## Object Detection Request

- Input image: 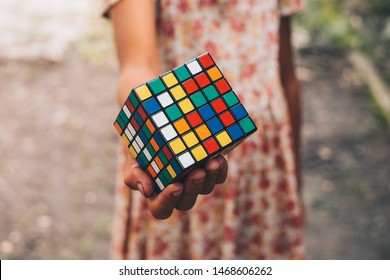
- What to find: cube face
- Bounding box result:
[114,53,257,193]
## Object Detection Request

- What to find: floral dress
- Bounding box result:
[103,0,304,259]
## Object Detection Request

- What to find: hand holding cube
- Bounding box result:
[121,144,227,219]
[114,53,257,218]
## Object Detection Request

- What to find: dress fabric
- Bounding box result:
[105,0,304,259]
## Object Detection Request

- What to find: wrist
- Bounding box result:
[116,65,159,106]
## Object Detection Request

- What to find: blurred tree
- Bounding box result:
[296,0,389,52]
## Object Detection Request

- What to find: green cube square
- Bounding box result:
[138,152,149,167]
[116,115,127,129]
[158,151,168,165]
[161,168,172,182]
[148,78,166,94]
[129,92,139,107]
[190,91,207,108]
[173,65,191,82]
[203,85,219,101]
[165,104,183,121]
[158,173,169,186]
[223,91,239,107]
[146,143,156,157]
[119,110,128,122]
[141,124,152,139]
[239,117,256,134]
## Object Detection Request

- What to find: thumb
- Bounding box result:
[123,157,154,197]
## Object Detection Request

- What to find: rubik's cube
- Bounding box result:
[114,53,257,193]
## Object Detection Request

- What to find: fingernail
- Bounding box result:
[137,182,145,196]
[209,161,220,171]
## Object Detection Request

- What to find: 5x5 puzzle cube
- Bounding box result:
[114,53,257,193]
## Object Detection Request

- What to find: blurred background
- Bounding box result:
[0,0,389,259]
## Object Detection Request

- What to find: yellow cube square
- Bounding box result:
[182,131,199,148]
[170,85,186,101]
[191,145,207,161]
[169,138,186,155]
[178,98,195,114]
[167,165,177,179]
[121,134,130,146]
[216,131,232,147]
[162,72,178,88]
[135,84,152,101]
[128,146,137,158]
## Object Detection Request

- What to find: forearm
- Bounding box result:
[279,16,302,189]
[282,72,301,163]
[109,0,160,105]
[116,66,159,106]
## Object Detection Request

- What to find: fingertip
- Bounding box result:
[216,155,227,166]
[215,156,228,184]
[167,182,184,197]
[205,158,220,172]
[132,168,154,197]
[187,168,206,181]
[140,181,155,198]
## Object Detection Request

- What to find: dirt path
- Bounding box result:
[0,49,389,259]
[0,52,118,259]
[300,50,390,259]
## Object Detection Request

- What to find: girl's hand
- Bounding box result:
[122,143,228,219]
[116,69,228,219]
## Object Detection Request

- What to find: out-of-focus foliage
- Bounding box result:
[295,0,390,53]
[295,0,390,80]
